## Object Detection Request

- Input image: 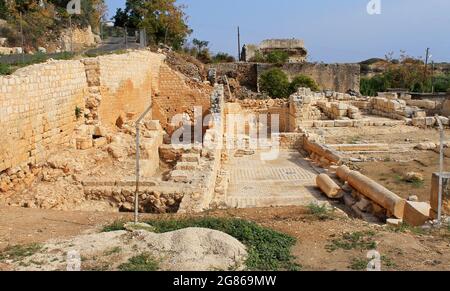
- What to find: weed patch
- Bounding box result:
[307,203,335,221]
[349,258,370,270]
[118,253,159,271]
[0,243,42,262]
[326,231,377,252]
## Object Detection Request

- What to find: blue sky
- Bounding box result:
[105,0,450,63]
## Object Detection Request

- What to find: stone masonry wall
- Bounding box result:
[153,65,213,136]
[83,51,165,127]
[209,62,360,94]
[258,63,360,93]
[0,61,88,173]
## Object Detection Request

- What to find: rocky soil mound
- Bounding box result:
[2,227,248,271]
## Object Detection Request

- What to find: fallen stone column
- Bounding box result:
[336,165,351,181]
[336,166,406,219]
[316,174,343,199]
[304,140,342,164]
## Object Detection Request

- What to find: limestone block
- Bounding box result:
[93,137,108,148]
[414,142,436,151]
[144,120,163,131]
[334,120,353,127]
[316,174,342,199]
[181,153,201,163]
[76,138,93,150]
[175,162,199,171]
[386,218,403,227]
[403,201,431,227]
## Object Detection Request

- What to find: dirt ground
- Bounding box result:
[1,206,449,271]
[318,124,448,145]
[311,125,450,203]
[356,151,445,202]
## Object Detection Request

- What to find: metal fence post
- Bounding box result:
[134,104,153,224]
[435,115,444,224]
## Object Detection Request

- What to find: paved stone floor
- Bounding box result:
[224,150,325,208]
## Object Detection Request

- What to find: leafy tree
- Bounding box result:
[114,0,192,49]
[1,0,106,49]
[259,68,291,98]
[266,51,289,65]
[212,52,235,63]
[289,74,319,93]
[112,8,128,27]
[192,38,208,53]
[0,0,8,18]
[249,51,266,63]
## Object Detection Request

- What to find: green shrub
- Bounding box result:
[307,203,335,220]
[212,52,235,63]
[266,51,289,65]
[118,253,159,271]
[259,68,291,98]
[249,51,266,63]
[326,231,377,252]
[433,74,450,93]
[0,63,12,75]
[360,75,388,96]
[290,74,320,93]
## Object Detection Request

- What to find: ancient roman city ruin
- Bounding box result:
[0,36,450,271]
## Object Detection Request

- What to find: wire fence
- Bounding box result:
[0,26,140,68]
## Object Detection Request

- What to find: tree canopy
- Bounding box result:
[113,0,192,49]
[0,0,106,48]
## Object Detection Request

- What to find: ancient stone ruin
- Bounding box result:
[0,47,449,231]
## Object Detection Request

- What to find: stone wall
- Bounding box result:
[0,50,177,192]
[258,63,361,93]
[153,65,213,136]
[207,63,258,91]
[209,62,360,94]
[82,51,165,127]
[0,60,88,173]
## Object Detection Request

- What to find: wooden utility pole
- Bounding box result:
[237,26,241,61]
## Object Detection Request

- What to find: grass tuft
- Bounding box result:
[102,220,126,232]
[118,253,159,271]
[326,231,377,252]
[349,258,370,271]
[307,203,335,221]
[0,243,42,262]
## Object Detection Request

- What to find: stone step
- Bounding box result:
[82,179,159,187]
[175,162,199,171]
[225,196,318,209]
[181,153,201,163]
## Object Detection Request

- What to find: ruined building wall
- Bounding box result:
[83,51,165,127]
[153,65,213,136]
[209,62,360,94]
[0,61,88,173]
[258,63,361,93]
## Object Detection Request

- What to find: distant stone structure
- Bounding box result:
[242,39,308,63]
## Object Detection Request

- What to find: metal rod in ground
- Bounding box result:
[135,126,140,224]
[435,115,444,224]
[134,104,153,224]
